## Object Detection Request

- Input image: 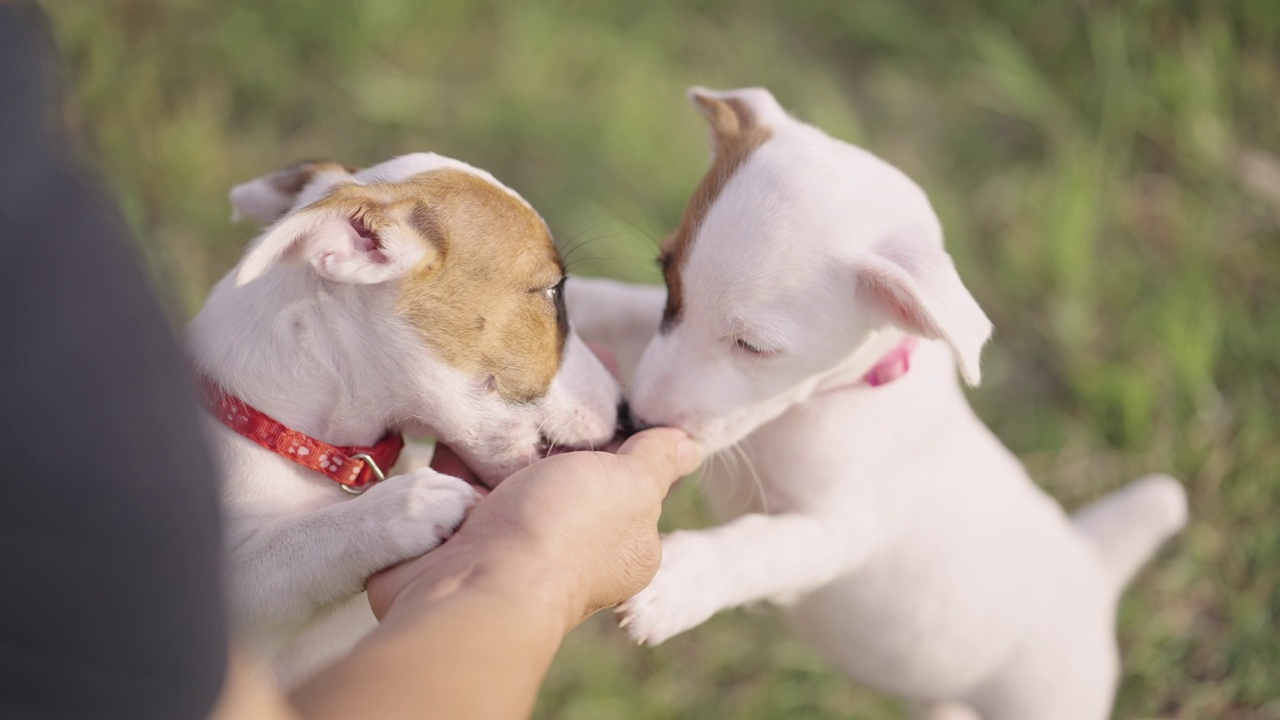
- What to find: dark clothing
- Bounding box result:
[0,4,227,719]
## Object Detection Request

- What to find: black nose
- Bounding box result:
[615,400,638,439]
[615,400,656,439]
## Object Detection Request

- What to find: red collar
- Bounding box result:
[201,379,404,494]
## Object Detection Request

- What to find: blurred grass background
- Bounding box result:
[38,0,1278,717]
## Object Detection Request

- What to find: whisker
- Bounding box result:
[617,218,664,255]
[560,228,644,258]
[563,254,657,274]
[720,445,742,506]
[558,219,628,253]
[720,445,755,516]
[557,216,669,275]
[720,445,740,493]
[559,232,636,268]
[734,441,768,515]
[700,449,724,502]
[557,220,637,262]
[559,228,628,257]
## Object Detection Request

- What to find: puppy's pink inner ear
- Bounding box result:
[857,263,938,338]
[349,215,388,263]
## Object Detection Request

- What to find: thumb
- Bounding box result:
[615,428,703,493]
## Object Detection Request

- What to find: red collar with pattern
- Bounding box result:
[201,379,403,494]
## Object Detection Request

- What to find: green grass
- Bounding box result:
[40,1,1279,717]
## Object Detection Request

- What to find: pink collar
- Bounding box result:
[817,336,919,396]
[861,336,919,387]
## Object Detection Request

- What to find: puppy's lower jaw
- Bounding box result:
[536,433,617,458]
[467,433,614,489]
[647,390,810,455]
[666,417,737,456]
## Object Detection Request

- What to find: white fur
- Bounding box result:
[570,88,1187,720]
[195,154,619,684]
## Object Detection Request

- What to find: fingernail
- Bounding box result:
[676,438,703,473]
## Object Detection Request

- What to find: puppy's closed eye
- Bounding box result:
[734,337,776,356]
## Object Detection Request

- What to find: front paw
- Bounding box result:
[615,531,719,646]
[362,468,481,565]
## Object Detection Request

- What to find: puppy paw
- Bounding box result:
[362,468,480,564]
[615,531,719,646]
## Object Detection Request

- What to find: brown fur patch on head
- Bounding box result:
[318,169,566,403]
[659,94,773,332]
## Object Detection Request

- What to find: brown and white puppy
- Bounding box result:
[190,153,619,684]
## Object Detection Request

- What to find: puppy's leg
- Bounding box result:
[565,276,664,382]
[964,624,1118,720]
[228,467,479,644]
[617,511,870,645]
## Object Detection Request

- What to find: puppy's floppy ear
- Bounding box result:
[854,245,993,386]
[229,160,358,225]
[687,86,785,157]
[235,196,440,287]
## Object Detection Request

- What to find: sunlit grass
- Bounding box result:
[41,1,1279,717]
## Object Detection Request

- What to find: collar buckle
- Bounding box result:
[344,452,387,495]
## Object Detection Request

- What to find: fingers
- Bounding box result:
[615,428,703,494]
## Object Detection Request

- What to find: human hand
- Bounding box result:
[366,428,701,632]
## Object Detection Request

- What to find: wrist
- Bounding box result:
[302,544,574,720]
[374,534,585,634]
[452,547,583,632]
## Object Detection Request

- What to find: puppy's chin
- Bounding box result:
[669,400,798,456]
[681,422,742,457]
[458,434,618,491]
[452,450,529,492]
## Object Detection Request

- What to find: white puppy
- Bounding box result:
[569,88,1186,720]
[189,153,620,684]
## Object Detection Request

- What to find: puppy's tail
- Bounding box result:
[1071,474,1187,597]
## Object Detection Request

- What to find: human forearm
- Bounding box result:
[287,430,700,719]
[290,559,568,720]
